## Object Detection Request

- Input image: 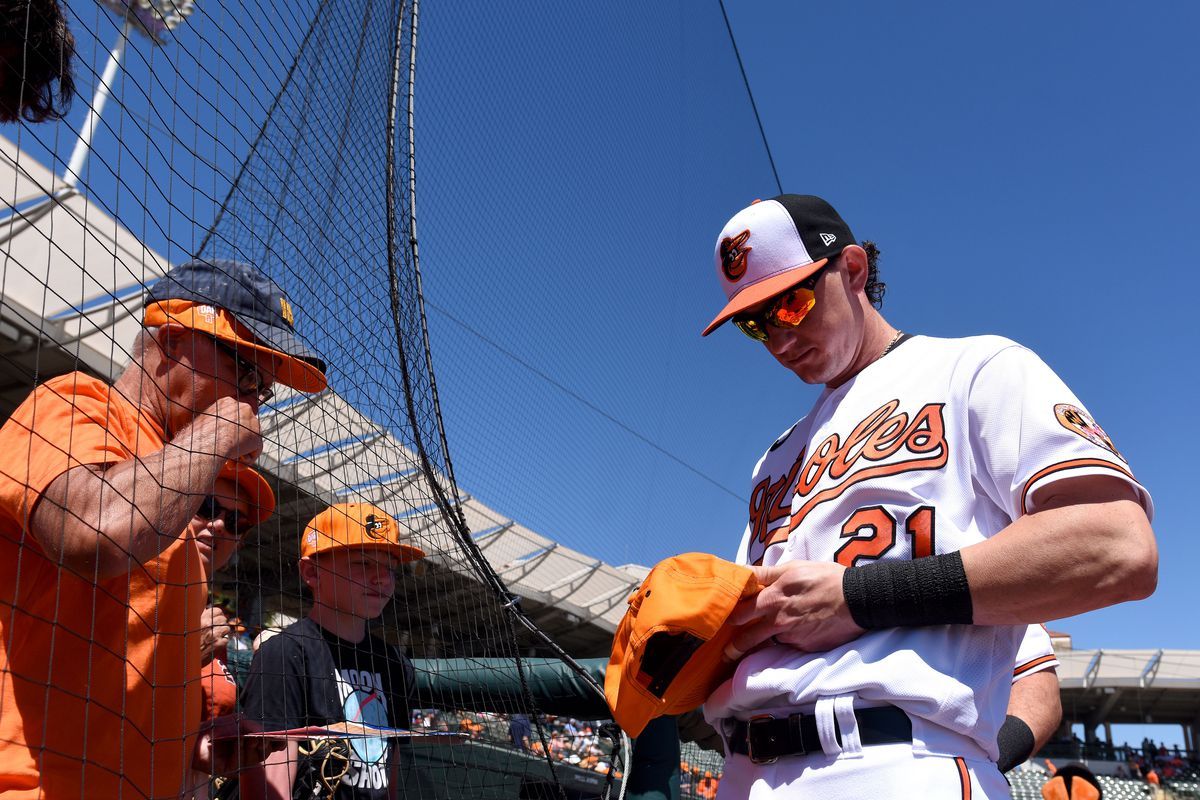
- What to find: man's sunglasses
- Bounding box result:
[213,340,274,403]
[731,267,824,342]
[196,495,253,535]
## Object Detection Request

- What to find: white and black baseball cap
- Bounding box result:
[701,194,856,336]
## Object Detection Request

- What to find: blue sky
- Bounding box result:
[13,0,1197,747]
[414,0,1200,746]
[416,0,1197,645]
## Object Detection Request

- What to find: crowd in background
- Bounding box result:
[410,710,623,773]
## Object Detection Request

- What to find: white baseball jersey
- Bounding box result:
[704,334,1151,762]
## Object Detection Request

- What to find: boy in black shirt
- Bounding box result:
[241,503,424,799]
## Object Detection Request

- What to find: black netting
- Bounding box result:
[0,0,773,796]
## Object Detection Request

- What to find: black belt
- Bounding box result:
[728,706,913,764]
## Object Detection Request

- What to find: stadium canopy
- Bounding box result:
[1056,644,1200,751]
[0,133,643,658]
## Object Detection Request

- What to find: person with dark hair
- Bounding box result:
[0,259,326,798]
[696,194,1156,797]
[0,0,75,123]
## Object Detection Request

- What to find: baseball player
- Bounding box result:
[698,195,1156,798]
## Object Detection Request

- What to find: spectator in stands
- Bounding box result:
[241,503,424,800]
[0,259,325,798]
[0,0,74,123]
[509,714,533,751]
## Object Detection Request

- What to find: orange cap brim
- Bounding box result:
[310,540,426,563]
[219,462,275,527]
[144,299,327,393]
[701,259,828,337]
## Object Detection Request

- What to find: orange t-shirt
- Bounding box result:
[0,373,207,799]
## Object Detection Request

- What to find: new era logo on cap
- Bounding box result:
[820,233,837,246]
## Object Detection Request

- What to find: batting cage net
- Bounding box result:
[0,0,774,797]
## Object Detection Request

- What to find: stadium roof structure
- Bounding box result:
[1057,646,1200,731]
[0,133,642,658]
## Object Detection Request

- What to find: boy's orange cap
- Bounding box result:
[605,553,760,737]
[300,502,425,562]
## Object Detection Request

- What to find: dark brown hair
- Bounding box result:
[861,240,886,308]
[1,0,76,123]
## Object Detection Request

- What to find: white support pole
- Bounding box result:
[63,16,133,189]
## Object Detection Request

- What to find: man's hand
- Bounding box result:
[174,397,263,464]
[724,560,865,660]
[199,604,232,662]
[192,713,285,777]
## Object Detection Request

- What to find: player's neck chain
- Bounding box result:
[878,330,905,361]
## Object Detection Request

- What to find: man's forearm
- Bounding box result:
[962,477,1156,625]
[32,441,226,578]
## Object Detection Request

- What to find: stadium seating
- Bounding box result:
[1006,768,1158,800]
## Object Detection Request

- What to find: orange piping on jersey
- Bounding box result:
[1013,654,1058,677]
[955,757,972,800]
[1020,458,1136,515]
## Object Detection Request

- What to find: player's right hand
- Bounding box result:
[723,559,866,660]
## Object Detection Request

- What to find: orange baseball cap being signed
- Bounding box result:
[605,553,760,737]
[300,502,426,562]
[143,259,327,392]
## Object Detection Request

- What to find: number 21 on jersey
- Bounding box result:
[834,506,935,567]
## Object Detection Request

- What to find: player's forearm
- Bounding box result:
[1007,670,1061,752]
[31,442,226,579]
[963,487,1156,625]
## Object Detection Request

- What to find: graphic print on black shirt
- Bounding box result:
[242,618,415,800]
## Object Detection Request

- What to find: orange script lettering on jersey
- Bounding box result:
[748,400,949,552]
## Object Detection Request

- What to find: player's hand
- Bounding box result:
[199,604,232,661]
[723,560,865,660]
[175,397,263,464]
[192,713,284,776]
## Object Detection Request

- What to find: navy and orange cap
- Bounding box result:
[605,553,760,737]
[702,194,856,336]
[144,259,327,392]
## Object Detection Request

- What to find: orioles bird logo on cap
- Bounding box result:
[364,514,390,541]
[720,230,752,282]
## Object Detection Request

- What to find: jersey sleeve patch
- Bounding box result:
[1054,403,1124,461]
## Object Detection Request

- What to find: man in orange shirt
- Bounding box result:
[0,259,326,798]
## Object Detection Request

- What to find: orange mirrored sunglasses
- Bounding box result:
[731,268,823,342]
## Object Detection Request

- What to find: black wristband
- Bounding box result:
[996,714,1035,772]
[842,551,974,629]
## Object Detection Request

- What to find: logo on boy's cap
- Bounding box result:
[306,530,318,548]
[364,514,390,540]
[720,230,752,281]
